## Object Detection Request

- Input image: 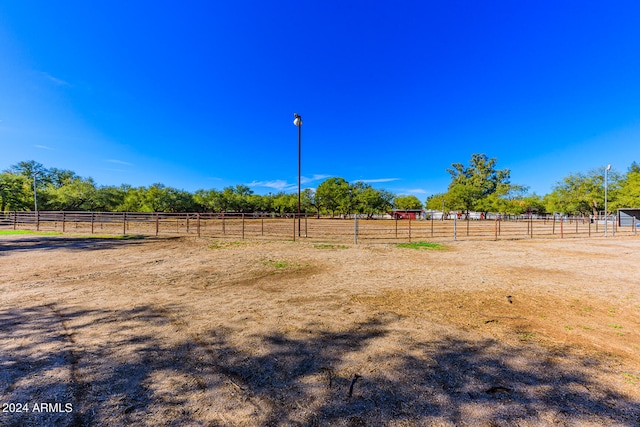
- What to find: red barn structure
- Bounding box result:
[390,209,423,220]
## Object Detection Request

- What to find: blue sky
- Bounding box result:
[1,1,639,199]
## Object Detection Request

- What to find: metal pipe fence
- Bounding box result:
[0,211,636,243]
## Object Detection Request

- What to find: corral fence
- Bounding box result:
[1,211,638,243]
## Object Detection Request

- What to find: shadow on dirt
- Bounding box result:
[1,304,638,426]
[0,236,151,253]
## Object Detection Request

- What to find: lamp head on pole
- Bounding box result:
[606,164,611,171]
[293,112,302,127]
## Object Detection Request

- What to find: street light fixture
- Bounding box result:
[293,113,302,237]
[605,164,611,237]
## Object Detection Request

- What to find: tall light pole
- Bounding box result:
[33,172,39,214]
[33,171,39,231]
[605,164,611,237]
[293,112,302,237]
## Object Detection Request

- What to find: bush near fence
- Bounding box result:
[1,211,637,243]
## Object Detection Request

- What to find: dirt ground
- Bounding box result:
[1,234,639,426]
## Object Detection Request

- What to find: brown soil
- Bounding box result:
[1,234,639,426]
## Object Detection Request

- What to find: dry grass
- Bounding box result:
[1,234,639,426]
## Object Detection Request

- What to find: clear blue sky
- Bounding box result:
[1,1,639,199]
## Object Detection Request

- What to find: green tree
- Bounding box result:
[93,185,129,211]
[425,193,447,212]
[119,187,147,212]
[5,161,51,210]
[357,186,394,218]
[0,173,30,212]
[394,195,423,210]
[476,184,532,215]
[612,163,640,209]
[48,168,80,188]
[545,168,620,216]
[8,160,49,181]
[444,153,510,215]
[316,177,350,217]
[46,177,98,210]
[194,189,225,212]
[302,188,319,217]
[272,192,297,214]
[220,185,254,212]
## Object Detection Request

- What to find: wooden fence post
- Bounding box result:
[354,215,358,244]
[197,213,201,237]
[431,213,434,237]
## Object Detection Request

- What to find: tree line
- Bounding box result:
[1,155,639,217]
[425,154,640,217]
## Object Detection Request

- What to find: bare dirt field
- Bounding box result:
[1,234,639,426]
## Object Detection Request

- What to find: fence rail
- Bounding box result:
[0,211,637,243]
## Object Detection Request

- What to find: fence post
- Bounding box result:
[613,215,616,237]
[395,217,398,238]
[305,215,308,237]
[431,212,434,237]
[186,215,190,234]
[36,210,40,231]
[242,213,245,240]
[552,214,556,235]
[354,215,358,244]
[575,216,578,234]
[261,217,264,236]
[494,215,498,241]
[466,215,469,237]
[222,212,226,235]
[454,216,457,241]
[197,213,201,238]
[155,213,159,236]
[530,214,533,238]
[13,211,17,230]
[560,216,563,238]
[293,215,296,241]
[409,216,412,242]
[91,212,95,234]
